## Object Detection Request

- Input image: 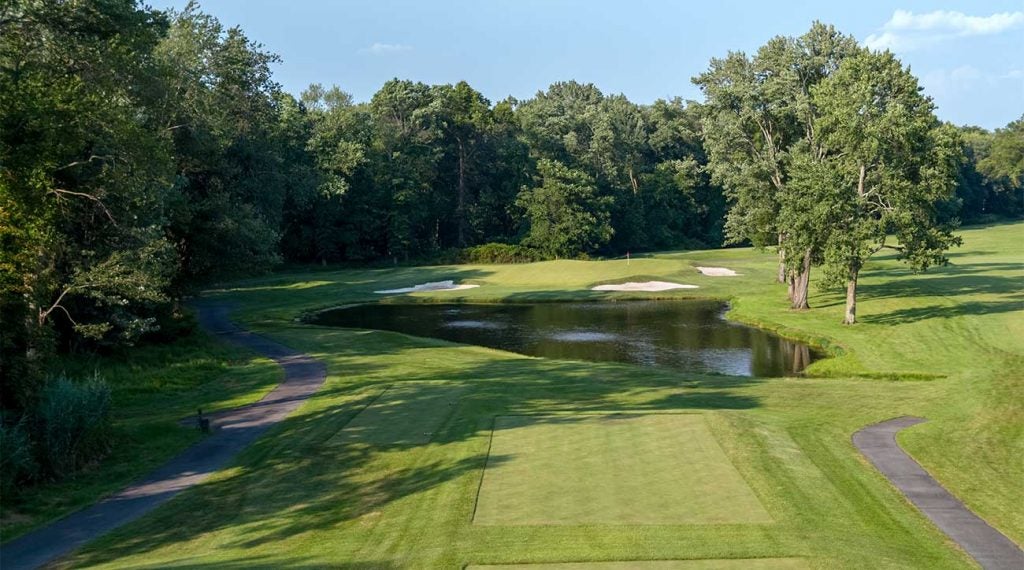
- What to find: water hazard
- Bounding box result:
[312,301,821,377]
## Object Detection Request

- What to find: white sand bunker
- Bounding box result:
[591,281,699,292]
[695,266,740,277]
[374,280,479,294]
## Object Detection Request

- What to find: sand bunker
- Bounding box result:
[591,281,699,292]
[696,266,740,277]
[374,280,480,294]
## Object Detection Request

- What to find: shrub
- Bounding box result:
[33,374,112,479]
[142,303,198,343]
[458,243,548,264]
[0,417,36,498]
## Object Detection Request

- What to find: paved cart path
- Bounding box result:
[854,416,1024,570]
[1,303,327,570]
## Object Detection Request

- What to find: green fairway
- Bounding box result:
[469,559,809,569]
[329,382,466,445]
[28,221,1020,569]
[475,414,771,525]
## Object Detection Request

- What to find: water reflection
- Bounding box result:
[312,301,820,377]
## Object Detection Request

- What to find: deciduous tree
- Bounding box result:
[811,50,962,323]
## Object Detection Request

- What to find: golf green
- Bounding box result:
[474,414,772,525]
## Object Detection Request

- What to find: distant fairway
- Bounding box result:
[474,414,770,525]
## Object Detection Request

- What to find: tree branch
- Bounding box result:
[38,285,76,326]
[55,155,115,171]
[46,188,117,224]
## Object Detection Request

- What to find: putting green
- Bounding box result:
[474,413,771,525]
[469,560,807,569]
[328,382,464,445]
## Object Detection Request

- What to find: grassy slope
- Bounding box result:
[0,331,282,541]
[57,221,1022,568]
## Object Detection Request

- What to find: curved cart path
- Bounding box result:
[854,416,1024,570]
[1,302,326,570]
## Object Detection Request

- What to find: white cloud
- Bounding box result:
[863,31,904,51]
[358,42,412,55]
[920,65,1023,99]
[864,9,1024,51]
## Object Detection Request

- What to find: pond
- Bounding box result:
[311,301,821,377]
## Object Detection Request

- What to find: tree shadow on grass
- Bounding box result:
[864,261,1024,282]
[858,274,1024,301]
[70,341,762,567]
[137,556,398,569]
[861,300,1024,325]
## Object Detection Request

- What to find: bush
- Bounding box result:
[458,243,548,264]
[33,375,112,479]
[142,303,198,343]
[0,417,36,498]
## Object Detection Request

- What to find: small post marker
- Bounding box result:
[196,408,211,433]
[627,251,630,266]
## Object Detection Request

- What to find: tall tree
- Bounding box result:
[0,0,175,407]
[694,23,858,309]
[433,81,493,246]
[811,50,962,324]
[155,3,286,283]
[369,79,444,259]
[298,85,373,262]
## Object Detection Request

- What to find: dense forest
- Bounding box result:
[1,2,1022,489]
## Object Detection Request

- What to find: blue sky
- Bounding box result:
[161,1,1023,129]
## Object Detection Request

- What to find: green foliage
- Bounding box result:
[457,243,547,264]
[157,3,291,282]
[979,115,1024,188]
[693,23,859,250]
[32,375,113,480]
[0,417,36,497]
[0,0,177,408]
[809,49,962,315]
[957,116,1024,220]
[517,159,614,257]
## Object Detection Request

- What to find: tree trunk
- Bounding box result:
[777,233,786,284]
[790,249,812,310]
[456,138,467,247]
[843,267,859,325]
[792,344,810,373]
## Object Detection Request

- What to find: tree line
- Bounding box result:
[1,2,1022,414]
